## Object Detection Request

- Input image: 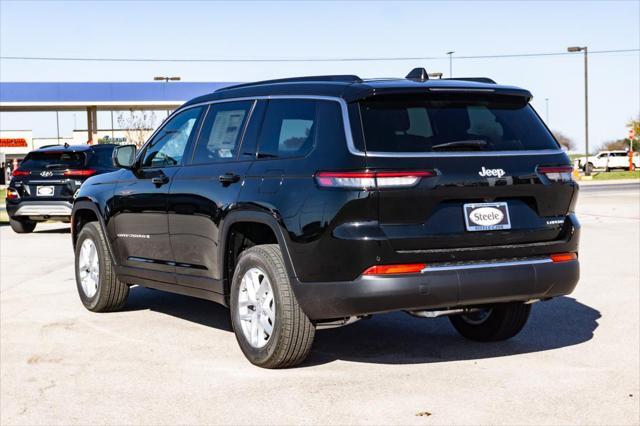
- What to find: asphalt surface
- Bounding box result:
[1,182,639,425]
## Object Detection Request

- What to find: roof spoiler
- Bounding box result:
[442,77,497,84]
[38,142,70,149]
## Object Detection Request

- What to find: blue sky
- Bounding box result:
[1,0,639,152]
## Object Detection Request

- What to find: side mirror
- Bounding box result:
[113,145,137,169]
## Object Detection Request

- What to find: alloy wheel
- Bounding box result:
[237,267,276,348]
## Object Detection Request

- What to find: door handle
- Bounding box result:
[151,175,170,186]
[219,173,240,184]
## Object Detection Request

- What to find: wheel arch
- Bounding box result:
[219,210,297,297]
[72,200,118,265]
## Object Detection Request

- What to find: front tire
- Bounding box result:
[449,302,531,341]
[9,217,36,233]
[230,244,315,368]
[75,221,129,312]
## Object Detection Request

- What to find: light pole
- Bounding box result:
[544,98,549,123]
[446,51,454,78]
[567,46,589,174]
[55,111,60,145]
[154,76,181,82]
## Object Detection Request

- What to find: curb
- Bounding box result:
[577,179,640,186]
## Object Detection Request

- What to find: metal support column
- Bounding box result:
[86,106,98,144]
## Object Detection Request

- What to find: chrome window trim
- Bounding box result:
[421,258,553,273]
[156,95,565,160]
[160,95,357,160]
[359,149,566,158]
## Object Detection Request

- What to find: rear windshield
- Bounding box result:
[20,151,86,170]
[359,94,559,153]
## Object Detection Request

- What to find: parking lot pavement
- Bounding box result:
[1,184,638,426]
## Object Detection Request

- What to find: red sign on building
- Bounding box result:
[0,138,28,148]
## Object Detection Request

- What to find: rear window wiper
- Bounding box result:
[431,140,488,151]
[44,163,68,169]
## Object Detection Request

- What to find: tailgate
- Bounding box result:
[355,91,578,253]
[368,153,577,252]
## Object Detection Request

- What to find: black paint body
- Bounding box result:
[72,77,580,320]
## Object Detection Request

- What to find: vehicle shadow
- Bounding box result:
[304,297,600,366]
[121,288,599,366]
[34,226,70,234]
[124,286,232,332]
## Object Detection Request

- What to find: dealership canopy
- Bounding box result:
[0,82,234,112]
[0,81,235,144]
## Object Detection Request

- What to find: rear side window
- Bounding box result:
[359,94,559,153]
[192,101,254,164]
[87,146,116,168]
[257,100,317,158]
[20,151,86,170]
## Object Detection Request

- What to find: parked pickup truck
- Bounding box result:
[574,150,639,173]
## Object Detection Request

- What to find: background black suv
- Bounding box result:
[6,143,118,233]
[71,69,580,368]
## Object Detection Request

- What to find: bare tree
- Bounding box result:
[603,138,639,151]
[116,110,158,148]
[551,130,575,151]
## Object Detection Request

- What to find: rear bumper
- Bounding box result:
[7,200,73,218]
[291,258,579,320]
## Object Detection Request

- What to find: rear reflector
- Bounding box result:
[538,166,573,182]
[11,169,29,177]
[316,170,435,189]
[363,263,426,275]
[550,252,577,263]
[64,169,96,177]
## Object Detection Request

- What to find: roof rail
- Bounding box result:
[216,75,362,92]
[442,77,497,84]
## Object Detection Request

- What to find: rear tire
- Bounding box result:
[230,244,315,368]
[9,217,36,233]
[75,221,129,312]
[449,302,531,342]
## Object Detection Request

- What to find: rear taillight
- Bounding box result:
[6,188,20,200]
[362,263,427,276]
[315,170,435,189]
[538,166,573,182]
[11,169,29,177]
[550,252,577,263]
[64,169,96,177]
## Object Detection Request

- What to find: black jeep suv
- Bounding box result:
[7,143,118,233]
[71,69,580,368]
